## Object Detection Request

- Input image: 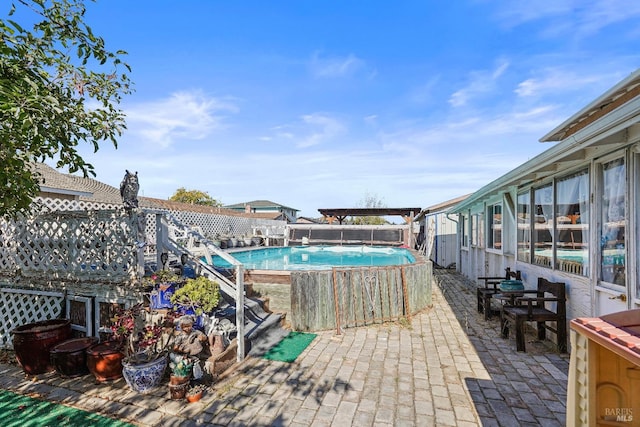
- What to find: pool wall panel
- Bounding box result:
[290,259,432,332]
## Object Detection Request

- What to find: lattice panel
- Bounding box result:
[0,221,17,272]
[0,288,65,349]
[6,210,137,281]
[143,209,286,247]
[35,196,121,212]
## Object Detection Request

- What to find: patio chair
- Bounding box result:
[477,268,521,320]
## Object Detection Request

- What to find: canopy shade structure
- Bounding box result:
[318,208,421,224]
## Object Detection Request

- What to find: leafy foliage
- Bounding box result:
[169,354,193,377]
[169,187,222,207]
[141,268,183,287]
[0,0,132,218]
[109,303,176,363]
[187,383,206,396]
[351,192,389,225]
[170,276,221,315]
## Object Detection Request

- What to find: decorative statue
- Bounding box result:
[173,315,209,358]
[172,315,210,380]
[120,170,139,209]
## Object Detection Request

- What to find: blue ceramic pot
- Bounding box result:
[500,280,524,291]
[122,354,168,393]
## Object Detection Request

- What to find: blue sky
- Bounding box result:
[55,1,640,217]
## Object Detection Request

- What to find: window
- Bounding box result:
[471,214,478,246]
[471,212,485,248]
[487,203,502,250]
[533,184,553,267]
[517,191,531,262]
[461,213,469,248]
[600,158,626,286]
[555,169,589,275]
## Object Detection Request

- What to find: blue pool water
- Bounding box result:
[211,246,415,271]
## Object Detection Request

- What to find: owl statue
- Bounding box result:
[120,170,139,209]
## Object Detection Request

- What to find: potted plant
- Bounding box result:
[168,353,193,384]
[109,304,175,393]
[243,234,253,247]
[167,353,192,399]
[170,276,221,316]
[186,383,206,403]
[143,268,185,310]
[209,233,221,248]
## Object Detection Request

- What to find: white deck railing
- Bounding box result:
[147,210,245,363]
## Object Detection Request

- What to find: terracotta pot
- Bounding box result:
[12,319,72,375]
[86,341,125,381]
[50,337,98,377]
[186,391,203,403]
[169,374,190,385]
[169,382,188,400]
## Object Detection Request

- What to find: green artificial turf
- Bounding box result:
[0,389,133,427]
[262,331,317,363]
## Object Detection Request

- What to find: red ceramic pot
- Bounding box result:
[12,319,72,375]
[50,337,98,377]
[86,341,124,381]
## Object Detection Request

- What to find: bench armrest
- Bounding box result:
[515,297,561,316]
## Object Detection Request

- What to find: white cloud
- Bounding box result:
[449,59,510,107]
[309,51,366,78]
[125,91,238,148]
[494,1,640,37]
[515,68,625,97]
[297,113,346,148]
[407,76,441,105]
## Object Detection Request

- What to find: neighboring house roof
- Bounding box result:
[295,216,325,224]
[224,200,299,212]
[33,163,276,218]
[415,194,471,221]
[35,163,115,202]
[141,197,258,217]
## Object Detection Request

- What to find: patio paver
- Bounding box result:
[0,269,569,426]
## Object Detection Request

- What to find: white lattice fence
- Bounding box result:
[0,288,65,349]
[34,196,121,212]
[143,209,286,246]
[3,210,138,282]
[0,221,17,272]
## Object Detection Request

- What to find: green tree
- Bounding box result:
[352,192,388,225]
[1,0,132,218]
[169,188,222,207]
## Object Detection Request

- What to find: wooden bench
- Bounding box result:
[500,278,567,353]
[477,268,521,320]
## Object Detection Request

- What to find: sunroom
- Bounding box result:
[451,69,640,320]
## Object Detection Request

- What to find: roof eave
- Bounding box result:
[40,186,93,198]
[452,97,640,213]
[540,69,640,142]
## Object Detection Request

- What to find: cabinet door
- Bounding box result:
[594,344,639,426]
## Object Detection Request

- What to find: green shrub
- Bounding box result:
[170,276,220,315]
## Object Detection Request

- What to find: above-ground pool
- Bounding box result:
[211,245,415,271]
[207,245,430,333]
